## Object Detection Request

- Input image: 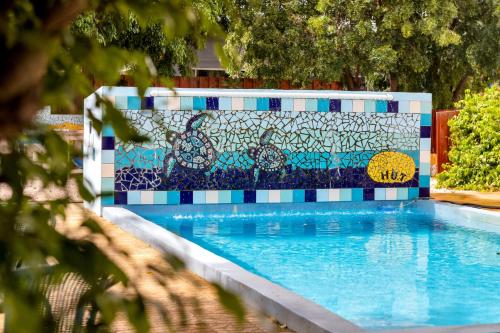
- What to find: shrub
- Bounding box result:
[437,86,500,191]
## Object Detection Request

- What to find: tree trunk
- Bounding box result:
[389,72,398,92]
[452,74,469,103]
[343,68,361,90]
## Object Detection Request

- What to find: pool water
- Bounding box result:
[129,201,500,330]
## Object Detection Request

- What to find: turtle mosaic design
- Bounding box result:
[247,128,287,182]
[163,113,216,177]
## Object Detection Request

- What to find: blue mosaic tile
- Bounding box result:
[281,98,293,111]
[269,98,281,111]
[167,191,180,204]
[421,101,432,114]
[305,189,317,202]
[281,190,293,202]
[397,188,409,200]
[352,188,363,201]
[244,190,256,203]
[329,99,341,112]
[154,191,167,204]
[316,189,328,202]
[115,96,128,109]
[114,191,127,205]
[420,138,431,151]
[206,97,219,110]
[293,189,305,202]
[219,190,231,203]
[193,191,206,204]
[193,96,206,110]
[180,97,193,110]
[231,190,244,203]
[420,126,431,138]
[317,98,329,112]
[387,101,399,113]
[341,100,353,112]
[257,98,269,111]
[376,100,387,113]
[219,97,231,110]
[363,188,374,201]
[421,114,432,126]
[256,190,268,203]
[102,125,114,136]
[154,97,167,109]
[340,188,352,201]
[374,188,386,200]
[364,100,376,113]
[102,136,115,150]
[127,96,141,110]
[101,178,114,192]
[102,150,114,163]
[127,191,141,204]
[142,97,154,109]
[244,98,257,110]
[408,187,419,199]
[305,99,318,112]
[180,191,193,204]
[102,194,114,206]
[419,175,431,187]
[398,100,410,113]
[419,187,430,198]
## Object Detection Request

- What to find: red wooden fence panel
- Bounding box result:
[435,110,459,173]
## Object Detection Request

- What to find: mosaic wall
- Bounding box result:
[95,90,432,205]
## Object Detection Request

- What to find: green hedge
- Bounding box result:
[437,86,500,191]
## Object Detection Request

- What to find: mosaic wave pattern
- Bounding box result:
[96,90,432,205]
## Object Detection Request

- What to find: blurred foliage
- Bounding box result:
[437,86,500,191]
[223,0,499,107]
[49,122,84,131]
[0,0,245,332]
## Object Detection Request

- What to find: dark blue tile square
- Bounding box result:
[329,99,341,112]
[142,97,154,109]
[206,97,219,110]
[387,101,399,113]
[305,189,316,202]
[244,190,256,203]
[102,136,115,150]
[180,191,193,204]
[363,188,374,201]
[419,187,430,198]
[269,98,281,111]
[114,191,127,205]
[420,126,431,138]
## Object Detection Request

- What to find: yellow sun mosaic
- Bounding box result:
[367,152,416,183]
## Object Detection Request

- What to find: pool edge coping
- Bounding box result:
[103,206,365,333]
[102,205,500,333]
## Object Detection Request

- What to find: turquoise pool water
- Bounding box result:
[128,201,500,330]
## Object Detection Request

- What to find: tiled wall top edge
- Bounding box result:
[93,86,431,102]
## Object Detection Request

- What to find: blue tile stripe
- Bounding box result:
[110,188,431,204]
[110,96,427,113]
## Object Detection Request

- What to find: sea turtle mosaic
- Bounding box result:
[163,113,216,177]
[247,128,287,182]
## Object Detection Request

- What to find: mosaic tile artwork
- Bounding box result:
[93,90,432,205]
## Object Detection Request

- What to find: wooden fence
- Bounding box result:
[433,109,459,173]
[119,75,343,90]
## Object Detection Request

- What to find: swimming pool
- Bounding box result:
[124,201,500,331]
